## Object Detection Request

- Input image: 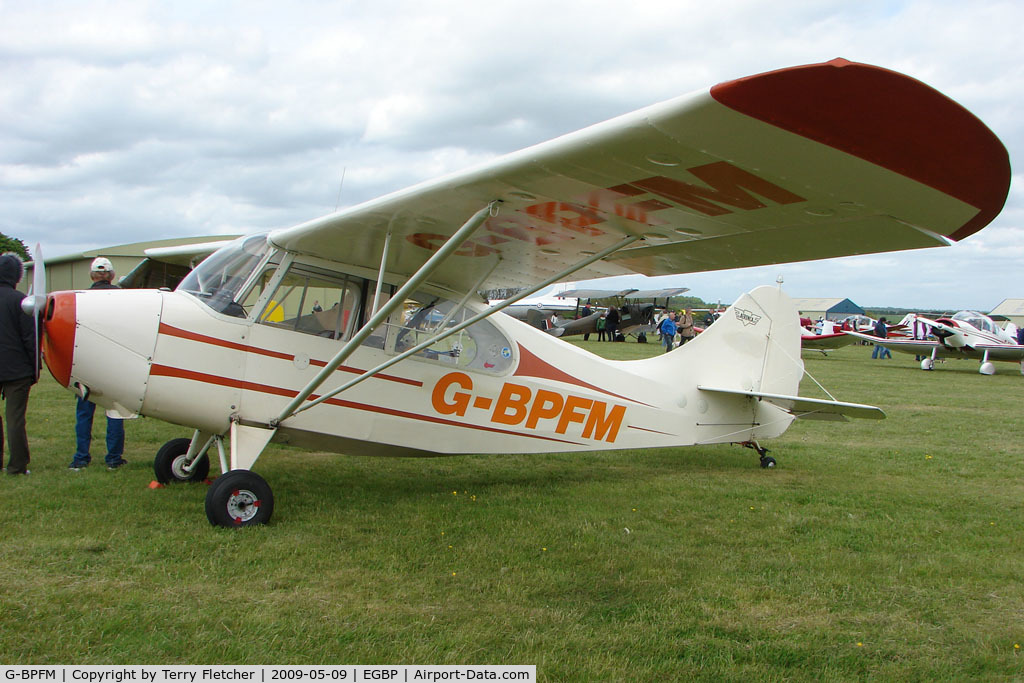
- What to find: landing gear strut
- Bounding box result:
[154,437,211,483]
[741,440,776,469]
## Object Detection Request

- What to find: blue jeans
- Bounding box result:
[872,344,891,359]
[73,396,125,466]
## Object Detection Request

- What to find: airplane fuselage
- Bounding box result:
[42,242,801,462]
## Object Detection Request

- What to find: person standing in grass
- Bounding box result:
[658,310,677,353]
[596,312,607,341]
[68,257,129,471]
[871,317,892,359]
[606,306,620,341]
[580,303,592,341]
[0,252,38,476]
[678,307,695,345]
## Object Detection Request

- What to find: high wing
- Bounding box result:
[552,286,690,300]
[268,59,1009,297]
[626,288,691,300]
[557,288,637,299]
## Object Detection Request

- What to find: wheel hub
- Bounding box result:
[171,455,192,479]
[227,489,261,523]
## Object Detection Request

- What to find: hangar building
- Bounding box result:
[989,298,1024,327]
[790,297,864,322]
[21,235,238,293]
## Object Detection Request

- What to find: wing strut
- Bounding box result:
[370,228,393,317]
[272,201,500,425]
[283,234,642,421]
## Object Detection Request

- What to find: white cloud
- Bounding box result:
[1,0,1021,309]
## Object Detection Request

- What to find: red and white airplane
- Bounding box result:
[24,59,1009,526]
[801,329,859,354]
[846,312,1024,374]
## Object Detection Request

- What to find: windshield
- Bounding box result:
[952,310,993,332]
[178,234,271,317]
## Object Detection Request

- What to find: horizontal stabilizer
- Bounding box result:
[697,385,885,421]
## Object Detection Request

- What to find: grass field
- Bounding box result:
[1,341,1022,680]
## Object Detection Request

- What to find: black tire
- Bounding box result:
[205,470,274,527]
[154,437,211,484]
[760,456,777,469]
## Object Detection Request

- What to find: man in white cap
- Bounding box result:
[69,257,128,471]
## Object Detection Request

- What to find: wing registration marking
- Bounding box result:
[407,161,806,256]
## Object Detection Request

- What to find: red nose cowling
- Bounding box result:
[42,291,76,388]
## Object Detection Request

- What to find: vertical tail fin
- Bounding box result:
[659,286,883,433]
[678,285,804,398]
[637,285,806,443]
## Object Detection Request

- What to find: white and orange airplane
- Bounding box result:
[25,59,1009,526]
[846,312,1024,374]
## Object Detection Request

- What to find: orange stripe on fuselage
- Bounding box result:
[149,364,582,446]
[157,323,421,387]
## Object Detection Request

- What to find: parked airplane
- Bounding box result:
[537,287,690,339]
[27,59,1009,526]
[801,330,858,354]
[846,312,1024,374]
[489,283,583,322]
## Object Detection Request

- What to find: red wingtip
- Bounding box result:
[711,59,1010,242]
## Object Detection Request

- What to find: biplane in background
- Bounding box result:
[846,311,1024,374]
[25,59,1010,526]
[530,286,691,339]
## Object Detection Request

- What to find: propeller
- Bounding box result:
[20,243,45,380]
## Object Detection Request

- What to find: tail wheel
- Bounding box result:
[154,437,210,484]
[205,470,274,527]
[741,440,777,469]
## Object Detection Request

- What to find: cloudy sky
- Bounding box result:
[2,0,1020,310]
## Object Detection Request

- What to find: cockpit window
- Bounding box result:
[178,234,270,317]
[256,267,360,340]
[952,311,992,332]
[373,291,514,373]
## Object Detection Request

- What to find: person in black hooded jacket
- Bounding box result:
[0,252,38,475]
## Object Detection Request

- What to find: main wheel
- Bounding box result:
[760,455,777,469]
[154,437,211,484]
[205,470,274,527]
